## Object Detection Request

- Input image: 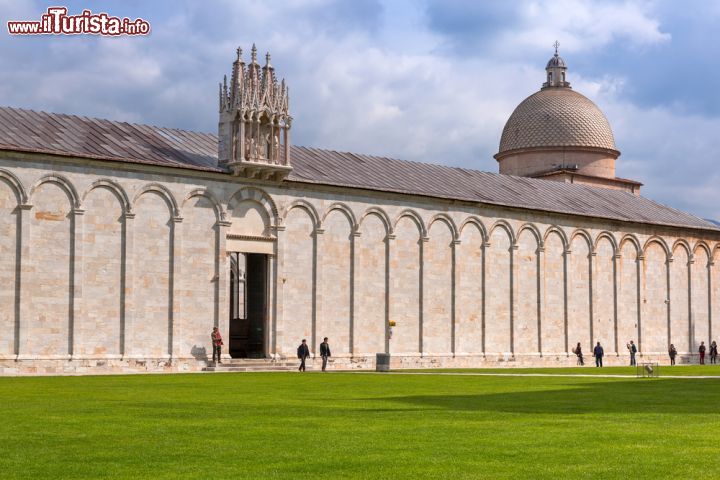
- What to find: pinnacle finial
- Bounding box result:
[265,52,271,65]
[236,47,242,61]
[251,43,257,63]
[553,40,560,55]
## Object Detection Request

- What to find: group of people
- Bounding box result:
[573,338,719,367]
[211,326,719,370]
[209,327,333,372]
[296,338,332,372]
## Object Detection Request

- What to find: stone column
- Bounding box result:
[510,243,518,355]
[15,203,32,360]
[451,239,460,356]
[687,254,694,353]
[272,224,285,358]
[613,252,621,355]
[666,256,673,352]
[121,212,135,358]
[350,230,360,357]
[589,250,595,348]
[563,248,571,354]
[481,241,489,356]
[537,245,544,354]
[419,236,428,355]
[312,228,324,355]
[170,216,183,360]
[636,254,644,354]
[217,220,231,361]
[238,117,245,162]
[709,259,715,345]
[284,123,291,165]
[385,233,394,355]
[69,208,85,359]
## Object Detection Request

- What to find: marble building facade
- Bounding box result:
[0,47,718,374]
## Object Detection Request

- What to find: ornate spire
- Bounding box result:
[542,41,570,89]
[251,43,258,63]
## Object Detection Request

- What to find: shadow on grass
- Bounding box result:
[373,379,720,415]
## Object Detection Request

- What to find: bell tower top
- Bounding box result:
[218,45,293,181]
[542,41,570,89]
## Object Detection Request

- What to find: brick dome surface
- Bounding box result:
[498,88,617,155]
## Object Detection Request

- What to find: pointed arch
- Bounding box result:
[283,199,320,229]
[182,188,224,222]
[488,219,516,245]
[229,186,278,226]
[713,242,720,263]
[0,168,28,204]
[82,178,131,214]
[132,182,180,218]
[459,216,488,243]
[393,209,426,237]
[358,206,392,235]
[427,213,458,240]
[321,202,357,231]
[30,173,80,209]
[542,225,568,250]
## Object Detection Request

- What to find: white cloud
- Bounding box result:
[503,0,670,54]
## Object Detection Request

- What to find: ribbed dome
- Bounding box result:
[497,88,617,156]
[546,53,566,69]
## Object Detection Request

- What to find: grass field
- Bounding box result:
[2,367,720,479]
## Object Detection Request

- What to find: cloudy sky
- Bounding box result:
[2,0,719,220]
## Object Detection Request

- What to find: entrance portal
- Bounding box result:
[229,253,268,358]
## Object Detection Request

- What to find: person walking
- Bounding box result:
[627,340,637,366]
[593,342,604,368]
[319,337,331,372]
[297,339,310,372]
[669,344,677,366]
[699,341,707,365]
[211,326,223,364]
[710,341,718,365]
[573,342,584,366]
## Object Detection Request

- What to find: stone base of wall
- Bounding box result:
[0,357,209,376]
[0,353,706,376]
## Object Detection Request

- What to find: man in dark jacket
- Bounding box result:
[627,340,637,366]
[297,339,310,372]
[594,342,604,367]
[319,337,331,372]
[699,341,706,365]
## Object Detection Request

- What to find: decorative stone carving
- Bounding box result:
[218,45,293,180]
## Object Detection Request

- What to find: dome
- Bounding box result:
[496,88,617,157]
[546,53,566,69]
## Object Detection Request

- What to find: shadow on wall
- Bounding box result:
[371,379,720,415]
[190,345,208,361]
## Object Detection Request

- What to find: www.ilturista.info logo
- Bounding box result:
[7,7,151,36]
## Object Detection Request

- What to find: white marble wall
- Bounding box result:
[0,155,719,374]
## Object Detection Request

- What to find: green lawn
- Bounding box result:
[404,364,720,376]
[1,369,719,479]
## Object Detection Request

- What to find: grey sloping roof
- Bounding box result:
[0,106,716,233]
